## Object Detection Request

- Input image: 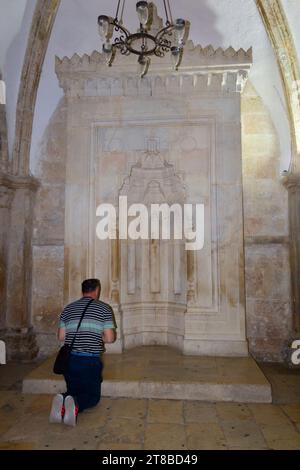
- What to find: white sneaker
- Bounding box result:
[49,393,64,424]
[63,395,78,427]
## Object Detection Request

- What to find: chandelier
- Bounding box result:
[97,1,188,77]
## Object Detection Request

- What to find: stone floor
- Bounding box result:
[0,352,299,450]
[1,392,300,450]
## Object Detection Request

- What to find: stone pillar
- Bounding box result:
[283,174,300,333]
[0,102,9,173]
[0,183,13,331]
[0,173,39,360]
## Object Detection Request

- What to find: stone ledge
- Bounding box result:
[22,347,272,403]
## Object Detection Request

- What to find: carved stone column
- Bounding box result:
[0,173,39,360]
[187,250,196,305]
[109,233,123,353]
[283,174,300,332]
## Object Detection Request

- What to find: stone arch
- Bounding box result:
[12,0,60,176]
[256,0,300,173]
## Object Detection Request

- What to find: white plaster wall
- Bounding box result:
[0,0,27,71]
[0,0,37,158]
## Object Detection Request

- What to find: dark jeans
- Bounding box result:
[64,354,103,412]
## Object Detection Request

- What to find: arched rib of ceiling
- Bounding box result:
[256,0,300,174]
[12,0,60,176]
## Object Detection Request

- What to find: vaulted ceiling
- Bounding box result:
[1,0,299,176]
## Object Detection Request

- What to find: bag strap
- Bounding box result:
[70,298,94,351]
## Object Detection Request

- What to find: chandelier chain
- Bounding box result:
[115,0,121,21]
[163,0,170,25]
[120,0,126,23]
[166,0,173,24]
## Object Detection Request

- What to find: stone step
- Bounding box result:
[22,346,272,403]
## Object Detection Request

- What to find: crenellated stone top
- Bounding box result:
[55,41,252,97]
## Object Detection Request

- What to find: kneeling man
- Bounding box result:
[49,278,116,426]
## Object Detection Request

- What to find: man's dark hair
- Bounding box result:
[82,278,101,294]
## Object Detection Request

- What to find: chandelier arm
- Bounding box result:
[155,41,172,54]
[113,39,128,55]
[111,20,130,38]
[155,24,175,42]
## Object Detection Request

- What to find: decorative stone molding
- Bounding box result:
[55,43,252,97]
[282,174,300,190]
[0,172,39,191]
[244,235,290,246]
[12,0,60,176]
[256,0,300,173]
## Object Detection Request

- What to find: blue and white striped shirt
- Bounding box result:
[59,297,116,354]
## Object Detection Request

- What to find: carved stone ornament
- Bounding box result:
[56,39,252,97]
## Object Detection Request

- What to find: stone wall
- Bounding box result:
[31,98,66,357]
[242,81,292,361]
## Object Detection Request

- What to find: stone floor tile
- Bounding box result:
[25,394,53,415]
[186,423,227,450]
[184,402,219,424]
[216,403,252,421]
[0,441,35,450]
[109,398,147,420]
[228,444,270,450]
[0,391,34,411]
[220,419,267,449]
[147,399,184,424]
[280,404,300,425]
[264,437,300,451]
[260,423,300,446]
[37,432,100,450]
[99,417,145,444]
[248,404,293,426]
[0,392,35,436]
[144,423,187,450]
[76,399,112,428]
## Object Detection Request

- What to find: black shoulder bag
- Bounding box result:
[53,299,94,375]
